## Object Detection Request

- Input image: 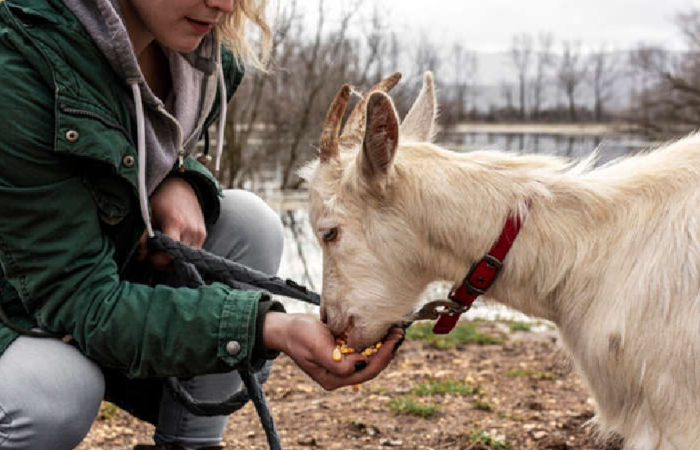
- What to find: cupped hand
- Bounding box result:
[138,176,207,269]
[263,312,404,390]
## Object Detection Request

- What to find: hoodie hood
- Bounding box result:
[62,0,228,236]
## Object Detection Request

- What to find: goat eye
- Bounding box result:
[322,228,339,243]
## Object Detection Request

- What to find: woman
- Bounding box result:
[0,0,404,449]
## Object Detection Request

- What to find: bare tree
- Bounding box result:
[677,7,700,49]
[557,40,587,121]
[356,3,389,86]
[278,0,360,188]
[588,43,620,122]
[627,7,700,135]
[449,43,478,123]
[510,33,533,119]
[414,31,442,79]
[531,32,553,120]
[221,0,299,188]
[501,81,515,113]
[628,45,671,131]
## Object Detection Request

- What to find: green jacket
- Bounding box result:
[0,0,274,377]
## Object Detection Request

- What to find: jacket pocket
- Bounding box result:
[82,175,134,226]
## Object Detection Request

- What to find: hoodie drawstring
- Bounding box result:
[131,63,227,238]
[215,62,227,172]
[131,80,154,238]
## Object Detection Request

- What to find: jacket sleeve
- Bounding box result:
[171,157,223,227]
[0,32,267,378]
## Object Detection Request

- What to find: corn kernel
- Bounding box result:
[332,324,384,363]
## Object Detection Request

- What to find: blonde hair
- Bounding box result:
[218,0,272,71]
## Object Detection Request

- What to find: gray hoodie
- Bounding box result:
[62,0,225,198]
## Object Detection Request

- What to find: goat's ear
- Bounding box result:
[400,71,437,143]
[358,92,399,182]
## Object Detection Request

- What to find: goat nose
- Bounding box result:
[320,305,328,324]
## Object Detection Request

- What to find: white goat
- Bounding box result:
[301,72,700,450]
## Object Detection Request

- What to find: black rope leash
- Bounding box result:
[147,231,320,305]
[148,231,322,450]
[0,231,322,450]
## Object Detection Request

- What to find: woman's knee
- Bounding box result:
[0,337,105,449]
[205,190,284,274]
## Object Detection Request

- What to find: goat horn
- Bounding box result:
[341,72,402,139]
[320,84,351,162]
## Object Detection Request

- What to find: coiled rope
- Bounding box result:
[0,230,322,450]
[147,231,321,450]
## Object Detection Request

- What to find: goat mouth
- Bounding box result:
[332,315,354,341]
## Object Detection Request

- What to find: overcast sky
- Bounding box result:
[336,0,691,53]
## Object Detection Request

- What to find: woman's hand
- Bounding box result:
[263,312,404,390]
[138,176,206,269]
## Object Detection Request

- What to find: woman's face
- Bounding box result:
[125,0,240,53]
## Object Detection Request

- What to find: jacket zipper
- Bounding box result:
[157,105,186,172]
[178,149,185,172]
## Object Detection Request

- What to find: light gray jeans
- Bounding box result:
[0,190,284,450]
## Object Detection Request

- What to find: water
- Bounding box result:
[264,131,649,320]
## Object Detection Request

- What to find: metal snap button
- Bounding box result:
[197,154,213,165]
[65,130,79,143]
[122,155,135,168]
[225,340,241,356]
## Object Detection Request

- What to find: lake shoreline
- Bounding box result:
[442,121,635,136]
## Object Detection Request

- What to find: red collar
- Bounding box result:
[432,211,525,334]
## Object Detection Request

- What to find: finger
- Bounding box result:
[148,251,174,270]
[160,221,183,244]
[313,337,363,377]
[181,227,207,249]
[137,231,148,261]
[316,328,406,389]
[323,327,406,377]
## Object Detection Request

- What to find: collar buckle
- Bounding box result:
[408,300,472,321]
[455,254,503,298]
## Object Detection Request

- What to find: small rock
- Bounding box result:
[379,438,403,447]
[539,435,570,450]
[528,401,544,411]
[297,436,317,446]
[532,430,548,440]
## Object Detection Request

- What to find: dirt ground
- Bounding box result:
[76,320,624,450]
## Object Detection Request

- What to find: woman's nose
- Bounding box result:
[206,0,238,13]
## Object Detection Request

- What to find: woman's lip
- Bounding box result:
[186,18,213,34]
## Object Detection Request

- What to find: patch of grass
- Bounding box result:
[504,368,556,380]
[406,322,504,349]
[507,321,531,332]
[472,400,493,412]
[410,379,481,396]
[368,385,388,394]
[498,411,525,421]
[468,429,509,449]
[97,401,120,421]
[387,396,439,418]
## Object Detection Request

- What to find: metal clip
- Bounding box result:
[406,300,471,322]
